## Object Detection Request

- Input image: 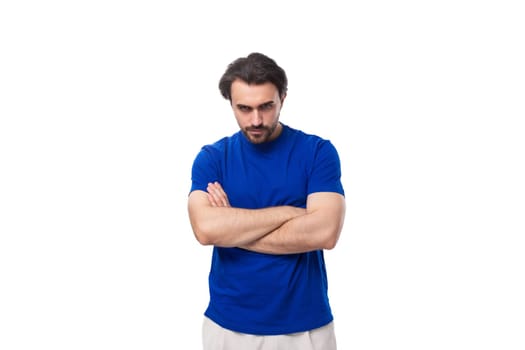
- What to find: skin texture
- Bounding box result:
[187,80,346,254]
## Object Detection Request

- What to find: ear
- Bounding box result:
[280,92,287,104]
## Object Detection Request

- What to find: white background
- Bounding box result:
[1,1,524,349]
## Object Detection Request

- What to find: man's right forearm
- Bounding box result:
[188,192,305,247]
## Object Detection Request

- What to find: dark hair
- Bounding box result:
[218,52,288,101]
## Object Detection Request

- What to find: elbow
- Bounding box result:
[195,232,213,246]
[323,214,345,250]
[323,240,337,250]
[320,226,343,250]
[322,234,339,250]
[191,222,215,246]
[192,221,233,247]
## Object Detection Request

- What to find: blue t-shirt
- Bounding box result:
[190,124,345,335]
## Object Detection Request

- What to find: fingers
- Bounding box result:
[207,182,230,207]
[207,193,218,207]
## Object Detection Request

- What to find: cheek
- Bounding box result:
[264,110,280,123]
[234,114,250,128]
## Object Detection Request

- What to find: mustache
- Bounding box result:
[246,126,268,131]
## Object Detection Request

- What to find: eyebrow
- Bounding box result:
[236,101,275,109]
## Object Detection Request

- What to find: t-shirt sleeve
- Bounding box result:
[189,145,222,194]
[307,140,345,196]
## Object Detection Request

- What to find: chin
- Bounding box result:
[248,136,267,144]
[243,130,271,144]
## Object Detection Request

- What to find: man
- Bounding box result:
[187,52,346,350]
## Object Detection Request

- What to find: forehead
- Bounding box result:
[231,80,279,105]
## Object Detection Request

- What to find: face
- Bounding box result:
[230,79,286,144]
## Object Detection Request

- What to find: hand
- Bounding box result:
[206,181,231,207]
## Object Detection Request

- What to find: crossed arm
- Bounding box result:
[187,182,346,254]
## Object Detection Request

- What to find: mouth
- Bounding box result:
[247,128,265,137]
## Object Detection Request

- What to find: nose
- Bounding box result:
[250,109,263,126]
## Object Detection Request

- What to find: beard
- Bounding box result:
[242,121,279,144]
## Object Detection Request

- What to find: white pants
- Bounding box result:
[202,316,337,350]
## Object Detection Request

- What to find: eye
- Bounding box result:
[237,105,252,112]
[259,103,274,111]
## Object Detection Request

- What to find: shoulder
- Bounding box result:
[285,124,339,153]
[199,132,241,155]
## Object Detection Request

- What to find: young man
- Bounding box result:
[188,52,346,350]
